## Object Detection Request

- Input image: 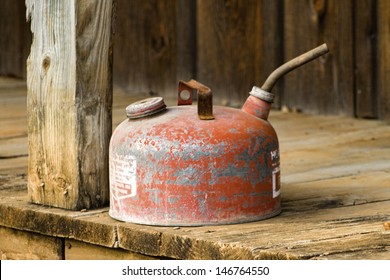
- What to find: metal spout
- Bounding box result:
[242,43,329,120]
[261,43,329,93]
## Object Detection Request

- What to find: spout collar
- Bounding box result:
[250,86,274,103]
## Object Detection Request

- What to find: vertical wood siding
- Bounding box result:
[1,0,390,120]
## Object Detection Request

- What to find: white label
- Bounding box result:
[270,149,281,198]
[111,155,137,201]
[271,149,280,161]
[272,166,281,198]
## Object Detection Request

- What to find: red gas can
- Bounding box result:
[109,44,328,226]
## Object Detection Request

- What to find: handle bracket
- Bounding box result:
[178,80,214,120]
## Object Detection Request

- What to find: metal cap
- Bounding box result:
[126,97,166,119]
[249,86,275,103]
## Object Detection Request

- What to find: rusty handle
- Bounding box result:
[261,43,329,92]
[178,80,214,120]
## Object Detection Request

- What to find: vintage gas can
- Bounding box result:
[109,44,328,226]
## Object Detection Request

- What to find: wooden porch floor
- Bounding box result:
[0,76,389,259]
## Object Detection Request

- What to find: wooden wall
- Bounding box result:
[0,0,31,79]
[1,0,390,120]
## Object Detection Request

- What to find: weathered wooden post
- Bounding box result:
[26,0,114,210]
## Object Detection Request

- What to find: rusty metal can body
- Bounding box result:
[109,104,281,226]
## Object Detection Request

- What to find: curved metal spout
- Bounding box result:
[242,43,329,120]
[261,43,329,92]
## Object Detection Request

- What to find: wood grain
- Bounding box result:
[377,0,390,120]
[283,0,354,116]
[0,226,63,260]
[197,0,282,107]
[354,0,377,118]
[0,1,31,78]
[261,0,284,108]
[65,239,157,260]
[113,0,194,98]
[25,0,114,210]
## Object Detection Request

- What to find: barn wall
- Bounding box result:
[0,0,31,78]
[0,0,389,120]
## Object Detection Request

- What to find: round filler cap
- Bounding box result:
[126,97,166,119]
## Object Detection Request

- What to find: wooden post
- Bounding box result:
[26,0,114,210]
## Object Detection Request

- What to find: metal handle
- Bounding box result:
[178,80,214,120]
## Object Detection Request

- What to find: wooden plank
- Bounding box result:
[0,118,27,140]
[324,247,390,260]
[354,0,377,118]
[0,174,27,198]
[279,127,390,178]
[2,187,387,260]
[0,157,27,176]
[113,0,194,98]
[269,112,390,179]
[0,190,117,248]
[25,0,114,210]
[279,233,389,260]
[0,226,63,260]
[117,200,389,260]
[0,84,27,121]
[0,136,27,158]
[377,0,390,120]
[282,171,390,212]
[0,81,28,174]
[283,0,354,116]
[65,239,157,260]
[0,76,27,88]
[196,0,281,107]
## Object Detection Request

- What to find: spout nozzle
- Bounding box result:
[261,43,329,92]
